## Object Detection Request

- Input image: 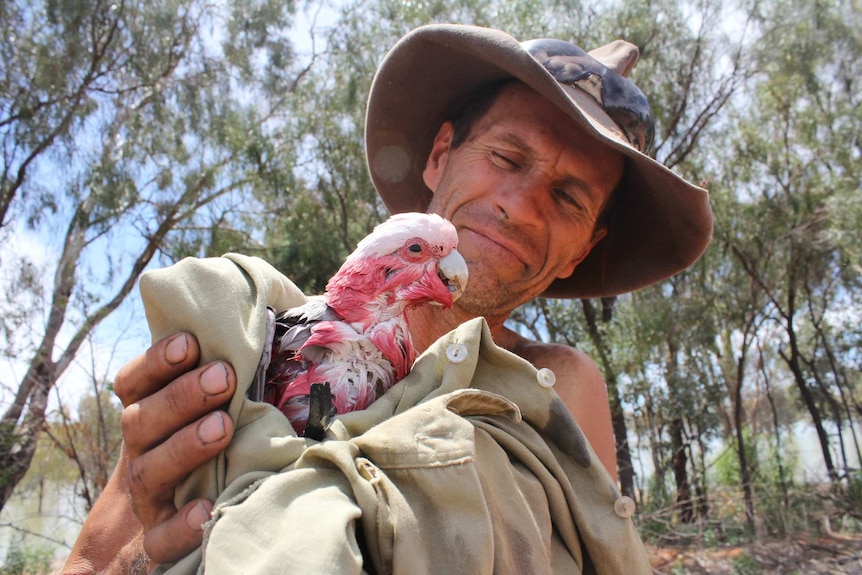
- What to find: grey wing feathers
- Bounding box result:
[275,299,338,352]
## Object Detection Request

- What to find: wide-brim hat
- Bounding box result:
[365,24,713,298]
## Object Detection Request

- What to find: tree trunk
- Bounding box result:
[734,349,756,533]
[0,359,52,507]
[669,416,694,523]
[644,390,667,499]
[609,378,636,499]
[819,339,862,475]
[665,337,695,524]
[780,344,837,482]
[581,299,636,498]
[760,344,790,510]
[0,194,179,511]
[694,428,710,520]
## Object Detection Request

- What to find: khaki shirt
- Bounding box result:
[140,254,651,574]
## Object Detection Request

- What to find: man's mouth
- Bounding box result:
[463,226,529,268]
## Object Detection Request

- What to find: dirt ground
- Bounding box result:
[647,533,862,574]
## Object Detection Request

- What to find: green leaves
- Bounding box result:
[1,0,859,541]
[0,0,308,512]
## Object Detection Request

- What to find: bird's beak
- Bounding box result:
[438,249,468,302]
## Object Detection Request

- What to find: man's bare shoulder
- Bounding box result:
[497,327,616,477]
[498,327,602,384]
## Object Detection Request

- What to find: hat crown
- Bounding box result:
[521,37,654,153]
[588,40,639,77]
[521,38,640,77]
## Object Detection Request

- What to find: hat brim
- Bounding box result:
[365,24,713,298]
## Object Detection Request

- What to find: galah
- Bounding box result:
[255,212,468,439]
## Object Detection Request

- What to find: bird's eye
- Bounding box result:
[408,243,422,253]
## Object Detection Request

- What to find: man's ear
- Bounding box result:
[422,121,454,192]
[557,228,608,279]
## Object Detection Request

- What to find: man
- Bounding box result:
[64,24,711,573]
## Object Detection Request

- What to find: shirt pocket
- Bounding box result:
[350,389,521,575]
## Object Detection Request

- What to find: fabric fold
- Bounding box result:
[139,255,651,574]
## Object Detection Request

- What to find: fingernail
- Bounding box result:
[198,412,226,444]
[165,334,188,365]
[186,502,210,531]
[200,362,229,395]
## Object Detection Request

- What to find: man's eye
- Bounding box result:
[492,152,519,169]
[554,188,582,210]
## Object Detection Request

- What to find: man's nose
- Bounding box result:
[493,178,544,226]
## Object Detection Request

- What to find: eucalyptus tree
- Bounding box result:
[0,0,306,509]
[724,0,862,484]
[260,0,617,287]
[260,4,392,292]
[706,181,774,530]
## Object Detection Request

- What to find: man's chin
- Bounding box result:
[457,284,529,317]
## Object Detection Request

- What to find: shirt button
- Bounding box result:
[536,368,556,388]
[614,496,636,518]
[446,343,468,364]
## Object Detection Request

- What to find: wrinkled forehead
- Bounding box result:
[468,82,626,176]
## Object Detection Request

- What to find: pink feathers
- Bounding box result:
[261,213,468,437]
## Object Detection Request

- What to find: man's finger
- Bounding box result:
[121,361,236,454]
[115,333,201,406]
[143,499,213,565]
[127,411,234,524]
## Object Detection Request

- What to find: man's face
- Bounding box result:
[422,82,624,318]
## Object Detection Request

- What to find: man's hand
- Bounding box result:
[116,333,237,564]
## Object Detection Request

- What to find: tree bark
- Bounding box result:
[0,361,51,506]
[734,345,757,533]
[669,416,693,523]
[665,337,695,524]
[581,298,636,498]
[0,194,183,510]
